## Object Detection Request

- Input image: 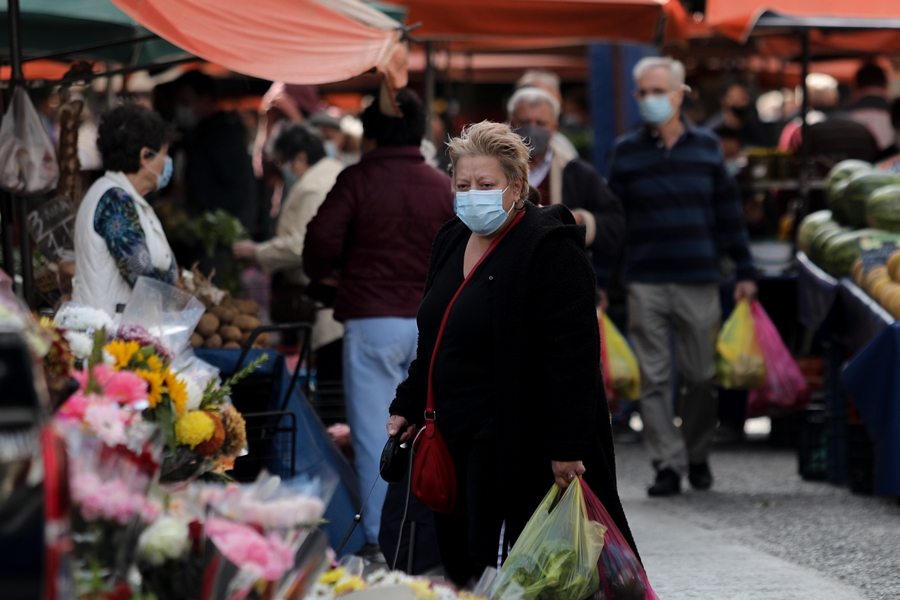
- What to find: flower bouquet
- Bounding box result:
[136,515,206,600]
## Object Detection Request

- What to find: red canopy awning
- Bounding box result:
[705,0,900,44]
[109,0,407,85]
[399,0,672,47]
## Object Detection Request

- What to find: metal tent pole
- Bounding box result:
[8,0,33,307]
[798,29,811,220]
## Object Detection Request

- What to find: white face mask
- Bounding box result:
[454,186,513,236]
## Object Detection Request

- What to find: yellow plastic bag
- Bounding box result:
[490,478,607,600]
[716,299,766,390]
[600,312,641,401]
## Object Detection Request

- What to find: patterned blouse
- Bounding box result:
[93,187,177,287]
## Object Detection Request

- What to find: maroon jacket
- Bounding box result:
[303,146,455,321]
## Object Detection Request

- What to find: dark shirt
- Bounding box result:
[184,111,256,230]
[608,121,755,283]
[417,238,496,436]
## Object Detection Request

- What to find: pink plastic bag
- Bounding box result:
[582,481,659,600]
[747,301,809,417]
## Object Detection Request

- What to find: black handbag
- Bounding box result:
[269,272,316,323]
[380,433,411,483]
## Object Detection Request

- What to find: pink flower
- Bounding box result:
[91,364,116,388]
[206,517,294,581]
[71,470,145,524]
[83,403,130,447]
[104,370,148,406]
[58,392,91,420]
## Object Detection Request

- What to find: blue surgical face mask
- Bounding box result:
[281,163,299,189]
[639,94,675,126]
[323,139,340,159]
[147,152,173,191]
[454,186,513,236]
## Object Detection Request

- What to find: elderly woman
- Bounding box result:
[386,121,637,585]
[73,104,176,315]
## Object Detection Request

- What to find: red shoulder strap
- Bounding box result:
[424,210,525,427]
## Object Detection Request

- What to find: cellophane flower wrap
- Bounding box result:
[61,418,162,598]
[109,277,261,486]
[197,470,336,600]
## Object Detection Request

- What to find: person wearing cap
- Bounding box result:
[608,57,757,497]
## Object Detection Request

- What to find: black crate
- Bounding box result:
[847,422,875,495]
[231,411,297,483]
[798,406,827,481]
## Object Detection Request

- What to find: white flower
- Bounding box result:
[183,377,203,412]
[138,516,190,566]
[64,331,94,359]
[54,304,114,334]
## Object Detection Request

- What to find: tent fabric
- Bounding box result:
[758,31,900,59]
[400,0,669,46]
[0,0,186,66]
[110,0,405,85]
[705,0,900,43]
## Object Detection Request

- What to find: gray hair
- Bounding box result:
[506,86,561,120]
[515,70,561,94]
[633,57,686,91]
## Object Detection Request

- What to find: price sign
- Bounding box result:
[25,195,75,261]
[858,233,899,274]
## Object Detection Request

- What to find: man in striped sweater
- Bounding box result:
[608,57,757,497]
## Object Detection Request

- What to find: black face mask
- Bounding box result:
[514,125,552,158]
[730,104,749,120]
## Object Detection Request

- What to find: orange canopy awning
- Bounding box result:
[400,0,671,46]
[705,0,900,44]
[109,0,406,86]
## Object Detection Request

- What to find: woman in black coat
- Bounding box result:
[386,121,637,586]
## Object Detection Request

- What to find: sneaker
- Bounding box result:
[688,462,713,491]
[647,468,681,497]
[611,421,642,444]
[356,543,387,565]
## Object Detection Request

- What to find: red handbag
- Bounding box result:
[411,210,525,514]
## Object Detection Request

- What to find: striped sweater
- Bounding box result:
[608,121,755,283]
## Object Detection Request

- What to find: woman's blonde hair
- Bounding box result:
[446,121,530,191]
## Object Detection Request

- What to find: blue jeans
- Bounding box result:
[343,317,418,545]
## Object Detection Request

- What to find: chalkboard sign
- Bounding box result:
[25,195,74,261]
[858,234,899,274]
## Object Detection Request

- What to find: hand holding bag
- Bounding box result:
[410,210,525,514]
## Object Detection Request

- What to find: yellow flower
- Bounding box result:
[146,354,164,373]
[334,576,366,594]
[318,568,345,585]
[137,369,164,408]
[408,580,435,599]
[174,410,215,448]
[105,340,140,370]
[164,369,189,416]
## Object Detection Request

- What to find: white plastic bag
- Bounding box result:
[0,87,59,194]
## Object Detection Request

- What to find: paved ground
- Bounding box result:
[615,426,900,600]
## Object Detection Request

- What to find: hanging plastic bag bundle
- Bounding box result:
[581,481,658,600]
[599,311,641,402]
[715,299,766,390]
[747,301,809,417]
[490,478,607,600]
[0,87,60,195]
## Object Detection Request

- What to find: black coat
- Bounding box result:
[390,202,639,558]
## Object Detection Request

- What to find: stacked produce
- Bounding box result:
[182,266,269,350]
[850,250,900,319]
[797,160,900,279]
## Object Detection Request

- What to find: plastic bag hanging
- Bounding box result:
[715,299,766,390]
[0,87,60,195]
[747,301,809,417]
[490,478,607,600]
[581,480,659,600]
[599,311,641,402]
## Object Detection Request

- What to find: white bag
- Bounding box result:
[0,87,59,195]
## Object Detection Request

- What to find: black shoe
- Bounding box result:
[612,421,642,444]
[648,468,681,497]
[688,462,713,491]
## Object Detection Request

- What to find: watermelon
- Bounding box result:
[796,210,834,255]
[826,160,872,224]
[820,229,880,277]
[866,184,900,232]
[842,171,900,228]
[809,224,849,268]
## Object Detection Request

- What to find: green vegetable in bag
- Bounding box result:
[491,479,607,600]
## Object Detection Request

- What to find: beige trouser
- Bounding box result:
[627,282,721,475]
